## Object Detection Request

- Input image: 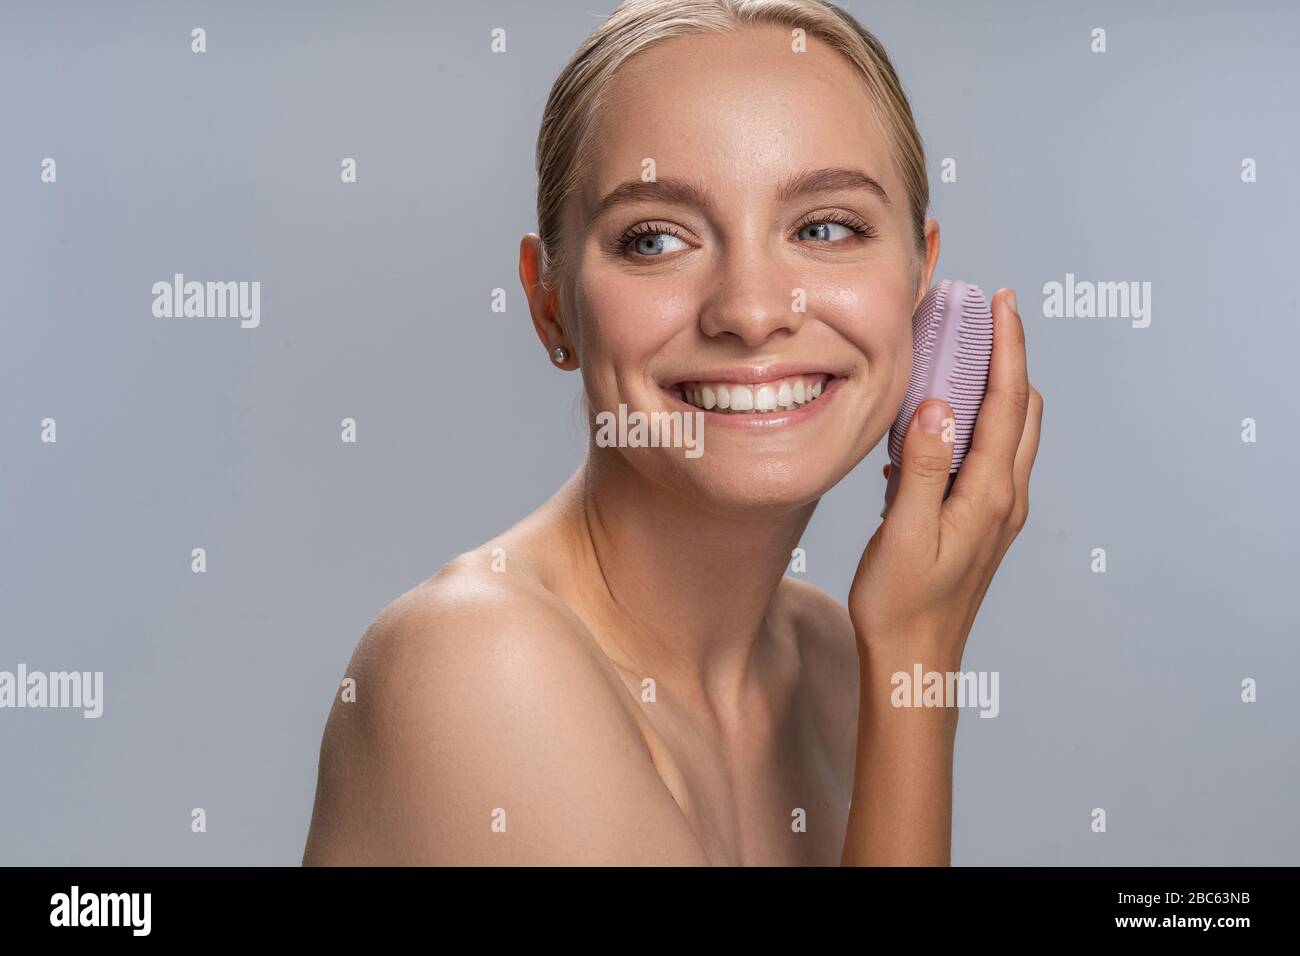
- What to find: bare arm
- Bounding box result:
[842,645,960,865]
[841,289,1043,866]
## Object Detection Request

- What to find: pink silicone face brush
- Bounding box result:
[881,279,993,518]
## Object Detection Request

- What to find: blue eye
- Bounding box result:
[797,221,857,242]
[618,228,691,260]
[629,232,691,256]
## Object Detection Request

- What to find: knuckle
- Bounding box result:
[983,483,1016,520]
[908,450,951,479]
[1007,386,1031,415]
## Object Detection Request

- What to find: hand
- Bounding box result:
[849,288,1043,664]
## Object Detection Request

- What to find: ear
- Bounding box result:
[519,233,576,369]
[913,217,941,308]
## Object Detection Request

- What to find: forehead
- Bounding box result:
[579,23,898,207]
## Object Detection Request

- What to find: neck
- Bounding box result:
[556,449,817,707]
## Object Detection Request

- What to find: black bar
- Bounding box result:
[0,866,1287,941]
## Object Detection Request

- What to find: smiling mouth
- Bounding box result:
[671,373,833,414]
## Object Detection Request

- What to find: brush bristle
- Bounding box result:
[887,280,993,472]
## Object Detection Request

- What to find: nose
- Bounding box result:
[697,241,804,347]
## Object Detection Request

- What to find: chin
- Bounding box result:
[656,452,849,519]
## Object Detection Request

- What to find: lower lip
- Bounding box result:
[664,377,843,429]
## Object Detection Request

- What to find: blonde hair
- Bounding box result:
[534,0,929,291]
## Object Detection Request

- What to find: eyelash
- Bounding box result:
[793,210,880,241]
[614,221,688,253]
[613,212,879,256]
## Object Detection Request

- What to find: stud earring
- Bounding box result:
[552,345,568,365]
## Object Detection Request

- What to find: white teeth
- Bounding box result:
[676,375,830,414]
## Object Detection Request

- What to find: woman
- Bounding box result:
[303,0,1042,866]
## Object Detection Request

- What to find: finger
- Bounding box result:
[951,288,1029,503]
[887,398,955,543]
[1011,385,1043,506]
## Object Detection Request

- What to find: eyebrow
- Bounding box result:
[777,166,892,207]
[586,166,891,229]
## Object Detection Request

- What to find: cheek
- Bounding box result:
[809,275,913,365]
[575,270,695,368]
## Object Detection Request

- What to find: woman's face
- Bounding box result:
[557,24,937,515]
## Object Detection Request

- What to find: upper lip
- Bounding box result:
[663,363,842,387]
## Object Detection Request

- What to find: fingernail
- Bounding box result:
[917,401,946,433]
[1006,288,1018,312]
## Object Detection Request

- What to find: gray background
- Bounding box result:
[2,0,1297,865]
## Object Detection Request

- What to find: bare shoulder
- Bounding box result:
[302,549,709,865]
[773,576,860,770]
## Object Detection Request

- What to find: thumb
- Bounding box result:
[887,398,955,535]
